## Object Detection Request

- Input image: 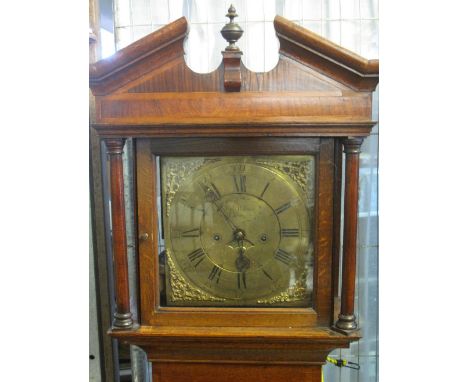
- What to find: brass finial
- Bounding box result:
[221,5,243,51]
[226,4,238,21]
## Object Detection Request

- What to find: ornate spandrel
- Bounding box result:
[166,250,226,303]
[255,158,315,207]
[257,269,309,304]
[164,158,205,217]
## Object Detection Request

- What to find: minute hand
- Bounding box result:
[201,183,238,231]
[214,199,254,246]
[213,199,238,231]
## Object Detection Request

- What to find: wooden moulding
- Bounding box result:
[94,91,373,127]
[274,16,379,92]
[93,121,376,138]
[90,17,187,81]
[89,17,188,95]
[109,326,360,365]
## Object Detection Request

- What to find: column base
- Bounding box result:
[334,313,358,334]
[113,312,133,329]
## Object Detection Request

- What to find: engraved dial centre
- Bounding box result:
[200,193,280,274]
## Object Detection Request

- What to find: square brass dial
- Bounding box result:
[160,155,315,307]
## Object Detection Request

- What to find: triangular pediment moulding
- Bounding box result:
[90,10,378,137]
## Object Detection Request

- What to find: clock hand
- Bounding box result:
[243,237,255,246]
[226,236,254,247]
[227,229,255,247]
[200,183,255,247]
[235,244,251,272]
[200,182,239,231]
[214,200,238,231]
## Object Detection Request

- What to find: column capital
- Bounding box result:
[105,138,126,155]
[342,137,364,154]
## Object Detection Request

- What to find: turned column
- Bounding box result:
[335,137,363,332]
[105,138,133,329]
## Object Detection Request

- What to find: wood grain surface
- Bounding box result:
[104,138,133,328]
[152,363,322,382]
[135,137,341,328]
[335,138,363,331]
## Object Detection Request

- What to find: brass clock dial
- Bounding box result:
[161,156,315,307]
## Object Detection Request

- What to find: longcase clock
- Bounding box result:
[90,7,379,382]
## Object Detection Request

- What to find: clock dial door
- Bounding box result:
[160,155,315,307]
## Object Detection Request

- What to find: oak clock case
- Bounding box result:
[159,154,315,307]
[90,10,379,382]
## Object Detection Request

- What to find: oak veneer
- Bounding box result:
[135,137,336,328]
[274,16,378,92]
[110,326,359,365]
[152,363,322,382]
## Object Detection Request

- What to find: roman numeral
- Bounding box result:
[233,175,246,193]
[274,202,291,215]
[233,164,246,173]
[208,265,222,283]
[260,182,270,198]
[262,269,273,281]
[275,248,293,266]
[281,228,299,237]
[181,228,200,237]
[237,272,247,289]
[187,248,205,267]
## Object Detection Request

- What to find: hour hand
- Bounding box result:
[235,246,251,272]
[226,229,255,248]
[226,237,254,248]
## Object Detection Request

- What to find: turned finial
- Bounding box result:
[220,5,244,51]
